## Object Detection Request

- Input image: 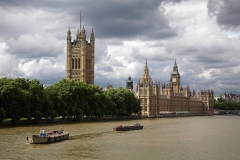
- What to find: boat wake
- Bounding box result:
[69,130,112,140]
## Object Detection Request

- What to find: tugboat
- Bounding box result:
[113,123,143,131]
[27,130,69,144]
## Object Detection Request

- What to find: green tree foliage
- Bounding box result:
[0,107,7,123]
[0,78,44,123]
[45,79,86,120]
[214,98,240,110]
[0,85,25,124]
[104,87,141,116]
[28,79,46,120]
[0,78,141,124]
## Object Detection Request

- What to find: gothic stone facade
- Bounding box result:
[136,59,214,117]
[66,26,94,84]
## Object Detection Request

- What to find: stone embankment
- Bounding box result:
[1,114,209,126]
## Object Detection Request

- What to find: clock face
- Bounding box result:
[172,78,176,82]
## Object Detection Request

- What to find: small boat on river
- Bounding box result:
[27,130,69,144]
[113,123,143,131]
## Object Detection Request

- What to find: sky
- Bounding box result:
[0,0,240,96]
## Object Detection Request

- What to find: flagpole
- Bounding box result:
[80,9,81,29]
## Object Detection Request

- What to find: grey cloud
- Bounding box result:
[1,0,178,40]
[208,0,240,29]
[94,39,109,64]
[84,1,177,40]
[6,34,64,58]
[94,73,127,89]
[0,0,239,95]
[106,39,123,46]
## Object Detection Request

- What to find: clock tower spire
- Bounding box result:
[170,59,180,93]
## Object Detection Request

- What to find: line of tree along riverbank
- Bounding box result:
[0,78,141,124]
[214,98,240,110]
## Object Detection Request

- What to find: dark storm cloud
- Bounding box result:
[0,0,183,61]
[208,0,240,29]
[83,1,177,39]
[0,0,179,40]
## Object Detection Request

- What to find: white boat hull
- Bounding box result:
[27,131,69,144]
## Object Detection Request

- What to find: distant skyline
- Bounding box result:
[0,0,240,95]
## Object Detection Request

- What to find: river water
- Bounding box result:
[0,115,240,160]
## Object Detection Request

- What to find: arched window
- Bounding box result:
[78,58,81,69]
[75,59,77,69]
[85,59,91,70]
[72,59,74,69]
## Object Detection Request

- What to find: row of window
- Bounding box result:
[71,58,91,70]
[142,107,159,111]
[140,99,157,104]
[72,58,81,69]
[73,78,92,84]
[140,99,186,105]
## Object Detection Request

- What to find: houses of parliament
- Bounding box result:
[131,59,214,117]
[66,24,214,117]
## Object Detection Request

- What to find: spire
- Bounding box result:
[76,29,80,37]
[140,58,153,84]
[91,28,94,36]
[67,26,71,42]
[144,58,149,76]
[81,25,86,39]
[172,58,179,75]
[67,26,71,35]
[90,28,94,46]
[174,58,177,67]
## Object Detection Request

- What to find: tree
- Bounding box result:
[28,79,45,120]
[0,85,27,124]
[104,87,141,116]
[0,107,7,123]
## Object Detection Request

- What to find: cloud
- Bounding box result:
[17,59,65,83]
[0,0,239,96]
[6,34,64,58]
[207,0,240,29]
[82,0,178,40]
[0,43,20,77]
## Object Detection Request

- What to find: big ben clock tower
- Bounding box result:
[170,59,180,93]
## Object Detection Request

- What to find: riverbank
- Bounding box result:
[0,113,211,127]
[0,115,140,127]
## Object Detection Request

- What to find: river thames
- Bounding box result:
[0,115,240,160]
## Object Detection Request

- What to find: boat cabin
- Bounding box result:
[40,130,46,137]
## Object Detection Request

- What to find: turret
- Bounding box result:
[67,26,71,43]
[80,25,86,82]
[90,28,94,46]
[81,25,86,40]
[126,75,133,91]
[186,85,190,97]
[66,26,72,79]
[76,29,81,42]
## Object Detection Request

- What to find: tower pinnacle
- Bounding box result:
[144,58,149,75]
[67,26,71,35]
